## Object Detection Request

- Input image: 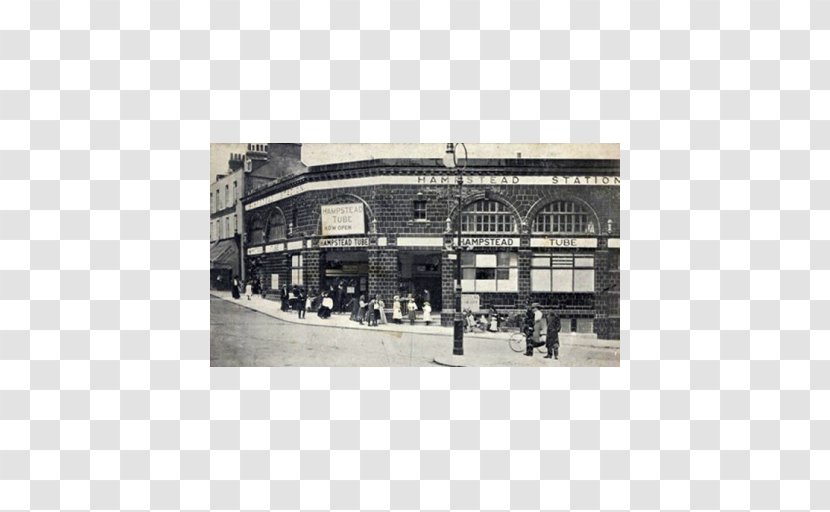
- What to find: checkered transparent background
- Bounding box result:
[1,0,829,509]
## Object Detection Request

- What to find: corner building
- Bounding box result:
[241,158,620,339]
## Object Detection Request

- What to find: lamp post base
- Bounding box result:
[453,318,464,356]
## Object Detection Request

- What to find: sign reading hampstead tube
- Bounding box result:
[321,203,366,236]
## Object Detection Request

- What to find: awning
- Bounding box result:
[210,239,239,270]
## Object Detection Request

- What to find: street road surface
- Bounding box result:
[211,296,620,367]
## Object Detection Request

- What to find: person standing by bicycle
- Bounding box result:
[525,303,547,357]
[545,310,561,360]
[522,303,535,356]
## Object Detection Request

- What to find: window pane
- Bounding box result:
[574,257,594,268]
[495,269,509,280]
[476,254,497,267]
[499,269,518,292]
[552,269,573,292]
[462,268,476,280]
[532,257,550,267]
[476,278,496,292]
[531,269,552,292]
[461,279,475,291]
[574,269,595,292]
[461,253,475,267]
[475,268,496,280]
[496,252,511,266]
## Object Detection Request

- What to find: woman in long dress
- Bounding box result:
[422,301,432,325]
[231,276,240,299]
[392,295,402,324]
[378,297,388,324]
[357,295,367,325]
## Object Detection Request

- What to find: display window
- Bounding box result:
[461,252,518,292]
[531,253,595,292]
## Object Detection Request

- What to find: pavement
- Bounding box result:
[210,290,620,367]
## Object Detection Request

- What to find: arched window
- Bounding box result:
[267,211,286,241]
[248,216,265,245]
[533,200,593,234]
[461,200,515,234]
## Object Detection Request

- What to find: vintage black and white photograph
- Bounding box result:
[210,143,620,367]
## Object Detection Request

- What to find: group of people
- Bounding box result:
[230,275,256,301]
[350,292,432,327]
[463,306,500,333]
[523,302,560,360]
[278,285,334,320]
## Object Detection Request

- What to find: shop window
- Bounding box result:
[291,254,303,285]
[268,211,286,241]
[248,216,265,245]
[531,253,595,292]
[413,200,427,220]
[533,200,594,234]
[461,252,518,292]
[461,200,515,234]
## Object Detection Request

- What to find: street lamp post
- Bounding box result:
[443,143,467,356]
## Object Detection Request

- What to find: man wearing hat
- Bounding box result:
[524,303,545,356]
[545,310,561,360]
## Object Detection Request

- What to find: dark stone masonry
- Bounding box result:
[241,158,620,340]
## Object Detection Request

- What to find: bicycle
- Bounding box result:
[508,330,548,355]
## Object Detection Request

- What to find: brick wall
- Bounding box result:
[368,246,398,301]
[302,249,320,295]
[242,160,620,334]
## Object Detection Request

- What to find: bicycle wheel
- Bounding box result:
[508,333,526,352]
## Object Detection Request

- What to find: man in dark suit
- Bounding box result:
[336,281,345,314]
[545,311,561,360]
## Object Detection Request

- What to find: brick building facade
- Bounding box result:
[210,144,303,288]
[241,158,620,339]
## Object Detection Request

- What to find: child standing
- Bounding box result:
[422,301,432,325]
[245,280,253,300]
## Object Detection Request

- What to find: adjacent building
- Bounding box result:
[239,156,621,339]
[210,143,303,289]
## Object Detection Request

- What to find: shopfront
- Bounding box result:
[241,157,621,339]
[321,247,369,297]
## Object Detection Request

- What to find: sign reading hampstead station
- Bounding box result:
[246,175,621,211]
[416,175,621,186]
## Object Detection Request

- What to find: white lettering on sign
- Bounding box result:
[321,203,365,236]
[530,238,598,248]
[247,246,264,255]
[246,175,620,211]
[319,237,370,248]
[608,238,620,248]
[460,237,519,248]
[265,243,284,253]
